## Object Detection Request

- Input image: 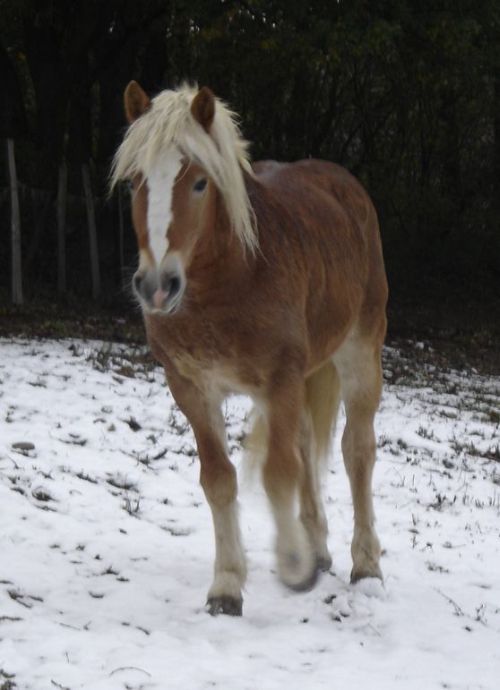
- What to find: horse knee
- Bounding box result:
[262,444,303,506]
[200,458,237,506]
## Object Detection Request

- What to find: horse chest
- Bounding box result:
[172,351,262,398]
[147,315,264,397]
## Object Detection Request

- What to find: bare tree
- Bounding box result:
[7,138,23,304]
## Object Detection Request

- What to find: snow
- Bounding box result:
[1,337,499,690]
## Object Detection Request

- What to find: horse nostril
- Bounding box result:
[169,275,181,297]
[162,273,182,298]
[133,274,144,294]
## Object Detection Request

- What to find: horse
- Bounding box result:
[111,81,388,616]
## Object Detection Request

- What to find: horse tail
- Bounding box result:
[305,361,341,465]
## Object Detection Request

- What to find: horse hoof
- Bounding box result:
[207,595,243,616]
[285,564,320,592]
[279,553,320,592]
[350,564,383,584]
[317,554,333,572]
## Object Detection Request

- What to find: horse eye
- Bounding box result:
[193,178,207,193]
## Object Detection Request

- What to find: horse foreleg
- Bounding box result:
[166,369,246,615]
[198,432,246,615]
[262,371,318,590]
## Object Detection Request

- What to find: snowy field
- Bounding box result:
[1,337,499,690]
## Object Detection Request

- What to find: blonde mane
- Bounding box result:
[111,84,258,252]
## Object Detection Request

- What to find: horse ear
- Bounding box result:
[191,87,215,132]
[124,81,151,123]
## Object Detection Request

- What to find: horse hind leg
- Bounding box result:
[299,362,341,572]
[333,337,383,583]
[299,417,331,572]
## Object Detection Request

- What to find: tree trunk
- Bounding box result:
[25,189,52,274]
[118,184,125,288]
[82,162,100,300]
[494,75,500,220]
[7,138,23,305]
[57,160,68,294]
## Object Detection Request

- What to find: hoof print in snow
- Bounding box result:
[207,595,243,617]
[161,525,191,537]
[59,433,87,446]
[123,416,142,431]
[32,487,54,502]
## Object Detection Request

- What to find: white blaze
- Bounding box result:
[146,146,183,266]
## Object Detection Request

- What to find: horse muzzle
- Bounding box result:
[133,267,185,315]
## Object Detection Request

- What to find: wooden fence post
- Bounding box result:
[57,159,68,294]
[118,183,125,288]
[82,162,100,300]
[7,138,23,305]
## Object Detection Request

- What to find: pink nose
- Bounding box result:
[152,289,168,309]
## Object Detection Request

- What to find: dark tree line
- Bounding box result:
[1,0,499,311]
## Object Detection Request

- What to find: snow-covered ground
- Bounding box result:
[1,337,499,690]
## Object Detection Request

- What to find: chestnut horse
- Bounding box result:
[112,82,388,616]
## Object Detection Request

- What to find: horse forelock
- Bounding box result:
[111,84,258,253]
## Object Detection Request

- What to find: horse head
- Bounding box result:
[112,81,257,315]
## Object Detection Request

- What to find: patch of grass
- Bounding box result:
[449,437,482,458]
[76,471,98,484]
[428,493,456,511]
[106,474,138,492]
[100,566,119,576]
[416,426,436,441]
[168,409,189,435]
[7,590,43,609]
[85,343,158,382]
[487,409,500,424]
[449,439,500,463]
[484,445,500,462]
[0,679,16,690]
[426,561,450,574]
[438,409,458,420]
[0,301,145,344]
[122,496,141,516]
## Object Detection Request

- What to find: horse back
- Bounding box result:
[252,159,388,352]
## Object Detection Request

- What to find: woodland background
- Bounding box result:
[1,0,499,346]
